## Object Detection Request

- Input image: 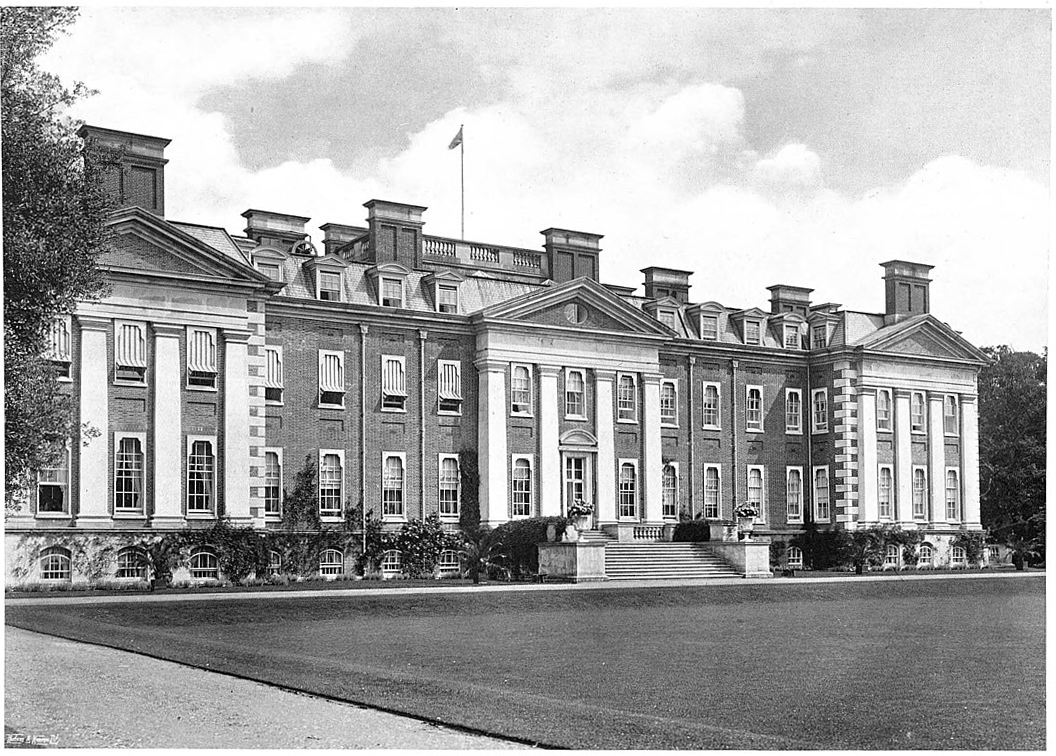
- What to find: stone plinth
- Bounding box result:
[706,540,773,578]
[538,540,608,582]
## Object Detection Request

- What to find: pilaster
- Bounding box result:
[594,368,616,524]
[538,365,562,517]
[76,316,110,526]
[961,394,982,529]
[222,329,252,525]
[927,392,946,527]
[151,323,184,527]
[894,389,914,526]
[641,373,664,523]
[858,387,878,524]
[476,359,508,526]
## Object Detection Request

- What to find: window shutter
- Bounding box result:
[265,348,284,388]
[383,358,407,397]
[319,352,344,393]
[438,361,461,400]
[188,329,216,372]
[116,323,147,368]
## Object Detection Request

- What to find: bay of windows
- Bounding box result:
[319,549,344,577]
[700,315,719,340]
[264,346,283,404]
[45,316,72,379]
[40,546,72,581]
[116,548,147,579]
[381,277,404,308]
[189,550,219,580]
[318,270,342,301]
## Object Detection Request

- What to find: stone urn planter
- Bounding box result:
[736,516,755,541]
[574,514,592,532]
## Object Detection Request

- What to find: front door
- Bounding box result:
[564,454,593,518]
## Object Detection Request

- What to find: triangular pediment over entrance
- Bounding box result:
[853,315,987,363]
[474,277,670,337]
[102,206,278,291]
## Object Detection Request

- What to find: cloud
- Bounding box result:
[752,144,823,189]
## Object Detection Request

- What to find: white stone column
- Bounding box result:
[151,324,184,526]
[76,315,110,526]
[594,369,616,524]
[857,387,878,524]
[538,365,562,517]
[894,389,914,525]
[223,329,252,525]
[961,394,982,529]
[927,392,946,527]
[642,373,664,523]
[476,359,508,526]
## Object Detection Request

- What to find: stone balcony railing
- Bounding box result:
[422,235,546,275]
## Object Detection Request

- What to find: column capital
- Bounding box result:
[76,314,110,331]
[152,322,184,338]
[222,328,252,344]
[538,364,563,377]
[593,368,616,382]
[893,387,914,399]
[688,355,697,365]
[641,372,664,386]
[959,393,978,405]
[858,386,878,397]
[926,390,950,402]
[474,357,507,373]
[417,329,428,341]
[359,324,369,336]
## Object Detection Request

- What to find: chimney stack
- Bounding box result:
[542,228,603,284]
[241,210,313,253]
[364,200,426,267]
[78,125,170,217]
[642,267,692,303]
[881,260,933,322]
[767,284,813,317]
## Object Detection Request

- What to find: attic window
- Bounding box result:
[812,325,827,350]
[659,310,676,330]
[381,277,405,308]
[257,262,282,282]
[436,284,459,314]
[318,270,342,301]
[744,320,761,345]
[700,315,719,340]
[783,324,800,350]
[564,303,588,325]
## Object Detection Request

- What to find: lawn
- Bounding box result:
[6,576,1044,749]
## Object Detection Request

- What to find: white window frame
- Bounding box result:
[319,449,345,521]
[436,282,459,314]
[511,364,533,416]
[114,320,148,385]
[380,549,403,575]
[380,276,405,308]
[256,260,283,282]
[437,360,463,416]
[264,345,284,405]
[745,385,763,433]
[699,314,719,340]
[744,319,762,345]
[884,544,900,568]
[703,464,721,519]
[912,465,928,519]
[382,452,407,521]
[45,315,73,381]
[317,269,343,302]
[702,381,721,430]
[511,455,534,518]
[811,388,828,434]
[786,466,803,524]
[661,462,679,520]
[746,465,765,523]
[658,309,677,330]
[660,379,678,427]
[918,543,934,568]
[36,442,71,518]
[783,324,800,350]
[113,432,147,516]
[616,373,638,423]
[811,324,827,350]
[944,394,959,436]
[318,349,345,408]
[813,465,830,522]
[565,368,587,420]
[910,391,926,434]
[438,549,461,574]
[186,435,217,518]
[438,454,460,519]
[617,459,639,520]
[189,549,219,580]
[878,465,894,520]
[945,467,960,522]
[263,447,283,519]
[381,355,408,413]
[186,326,217,390]
[877,389,892,432]
[268,550,283,576]
[39,546,72,581]
[785,388,802,434]
[951,546,967,567]
[787,546,804,569]
[115,547,148,579]
[319,548,344,577]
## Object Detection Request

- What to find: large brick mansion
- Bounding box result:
[5,125,988,584]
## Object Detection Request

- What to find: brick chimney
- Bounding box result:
[542,228,603,284]
[320,222,368,256]
[78,125,170,217]
[881,260,933,322]
[364,200,427,268]
[241,210,314,254]
[767,284,813,317]
[642,267,692,303]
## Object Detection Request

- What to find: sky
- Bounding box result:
[43,7,1050,352]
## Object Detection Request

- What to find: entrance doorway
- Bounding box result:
[563,453,594,521]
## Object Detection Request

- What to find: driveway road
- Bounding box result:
[4,627,529,749]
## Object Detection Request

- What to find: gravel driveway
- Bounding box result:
[4,627,528,749]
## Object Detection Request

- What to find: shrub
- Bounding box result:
[672,520,711,542]
[487,516,570,579]
[769,540,786,568]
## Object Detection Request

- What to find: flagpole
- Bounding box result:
[460,124,465,240]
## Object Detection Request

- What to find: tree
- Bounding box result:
[978,346,1046,562]
[2,8,110,508]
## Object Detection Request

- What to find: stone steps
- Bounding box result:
[604,542,741,580]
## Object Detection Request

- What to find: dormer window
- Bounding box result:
[318,270,342,301]
[437,284,459,314]
[659,310,676,330]
[783,324,801,349]
[812,325,827,350]
[257,262,283,282]
[744,320,761,345]
[381,277,405,308]
[700,314,719,340]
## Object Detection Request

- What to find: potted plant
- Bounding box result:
[734,504,758,540]
[567,499,595,531]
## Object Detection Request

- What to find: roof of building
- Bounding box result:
[171,221,250,265]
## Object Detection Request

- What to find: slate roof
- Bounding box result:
[171,221,250,265]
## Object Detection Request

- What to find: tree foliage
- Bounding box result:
[2,8,110,504]
[978,346,1046,558]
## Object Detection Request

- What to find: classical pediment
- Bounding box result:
[474,277,671,337]
[854,316,987,363]
[103,206,276,289]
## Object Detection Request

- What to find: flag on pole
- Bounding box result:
[448,126,463,150]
